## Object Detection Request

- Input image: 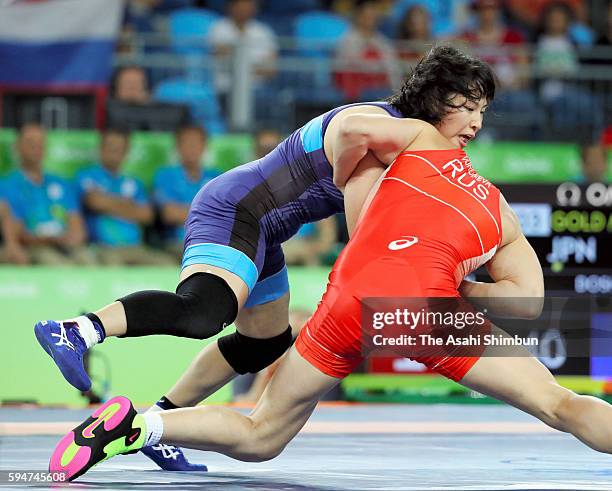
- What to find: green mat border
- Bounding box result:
[341,374,611,404]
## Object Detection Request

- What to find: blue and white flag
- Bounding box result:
[0,0,124,86]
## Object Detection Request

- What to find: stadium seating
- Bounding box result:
[168,8,221,56]
[262,0,321,15]
[292,11,349,103]
[294,11,349,56]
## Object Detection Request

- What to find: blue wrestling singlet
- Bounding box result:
[182,102,404,307]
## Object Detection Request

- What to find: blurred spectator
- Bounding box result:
[396,5,434,63]
[0,199,28,265]
[507,0,595,45]
[459,0,535,139]
[534,1,603,142]
[120,1,197,54]
[389,0,471,38]
[118,1,163,54]
[254,127,282,158]
[461,0,530,91]
[283,218,338,266]
[1,123,94,265]
[153,125,220,261]
[582,3,612,146]
[597,2,612,47]
[574,2,612,57]
[106,65,191,131]
[334,0,401,100]
[111,65,151,104]
[578,143,609,183]
[568,2,596,46]
[77,129,174,265]
[534,1,579,96]
[328,0,356,16]
[209,0,279,103]
[124,0,164,34]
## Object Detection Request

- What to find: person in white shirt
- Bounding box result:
[208,0,278,98]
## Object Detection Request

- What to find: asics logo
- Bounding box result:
[388,236,419,251]
[51,322,76,351]
[152,444,180,460]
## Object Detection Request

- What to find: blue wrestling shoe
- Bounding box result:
[34,320,91,392]
[141,444,208,472]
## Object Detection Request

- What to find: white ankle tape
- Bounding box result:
[71,315,98,349]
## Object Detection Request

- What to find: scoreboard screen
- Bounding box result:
[491,183,612,295]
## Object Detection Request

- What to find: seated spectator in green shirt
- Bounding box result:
[153,126,221,261]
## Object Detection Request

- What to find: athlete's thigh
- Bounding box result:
[234,243,291,338]
[249,346,339,443]
[234,291,290,338]
[459,325,563,415]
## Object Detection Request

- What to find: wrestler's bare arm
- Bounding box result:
[324,108,432,189]
[343,153,387,237]
[459,195,544,318]
[341,123,452,236]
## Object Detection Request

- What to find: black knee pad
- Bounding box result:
[119,272,238,340]
[218,325,293,374]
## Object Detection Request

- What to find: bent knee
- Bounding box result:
[233,418,287,462]
[238,439,285,462]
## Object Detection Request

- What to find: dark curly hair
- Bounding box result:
[388,46,496,124]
